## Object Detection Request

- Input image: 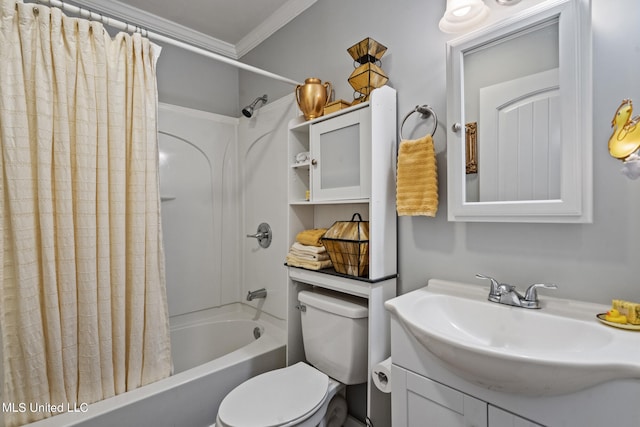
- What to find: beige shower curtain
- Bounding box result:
[0,1,172,425]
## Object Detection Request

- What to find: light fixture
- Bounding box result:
[438,0,490,34]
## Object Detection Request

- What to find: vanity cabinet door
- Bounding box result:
[309,107,371,201]
[392,365,487,427]
[489,405,544,427]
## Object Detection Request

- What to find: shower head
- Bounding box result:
[242,94,268,118]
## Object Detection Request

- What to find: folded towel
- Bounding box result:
[396,134,439,217]
[295,228,327,247]
[289,248,331,262]
[291,242,326,254]
[286,254,333,270]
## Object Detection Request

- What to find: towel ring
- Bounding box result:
[400,105,438,141]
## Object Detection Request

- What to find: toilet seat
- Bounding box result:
[217,362,329,427]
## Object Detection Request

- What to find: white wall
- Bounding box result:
[158,104,241,318]
[238,95,298,320]
[157,96,294,323]
[238,0,640,304]
[156,43,240,117]
[96,17,241,116]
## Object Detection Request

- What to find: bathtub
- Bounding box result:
[27,305,286,427]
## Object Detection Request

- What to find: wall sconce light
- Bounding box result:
[439,0,490,34]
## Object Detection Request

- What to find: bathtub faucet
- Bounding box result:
[246,288,267,301]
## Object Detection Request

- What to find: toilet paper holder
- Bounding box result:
[375,371,389,387]
[372,357,392,394]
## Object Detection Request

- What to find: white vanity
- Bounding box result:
[386,279,640,426]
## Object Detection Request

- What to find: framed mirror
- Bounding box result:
[446,0,592,222]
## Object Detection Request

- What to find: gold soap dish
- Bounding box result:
[596,313,640,331]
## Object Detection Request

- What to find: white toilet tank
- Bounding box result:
[298,289,368,385]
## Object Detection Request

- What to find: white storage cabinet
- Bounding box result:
[286,86,397,427]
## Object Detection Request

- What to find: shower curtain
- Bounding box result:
[0,1,172,425]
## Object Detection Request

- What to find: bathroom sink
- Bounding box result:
[385,280,640,396]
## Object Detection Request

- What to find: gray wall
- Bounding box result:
[96,16,241,116]
[238,0,640,304]
[155,43,240,116]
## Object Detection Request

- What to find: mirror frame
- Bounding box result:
[446,0,592,223]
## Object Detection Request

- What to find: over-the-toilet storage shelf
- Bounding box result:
[286,85,397,427]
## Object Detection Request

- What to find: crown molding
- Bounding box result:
[69,0,237,58]
[68,0,316,60]
[235,0,317,58]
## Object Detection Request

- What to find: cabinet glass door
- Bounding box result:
[319,123,360,189]
[310,108,371,201]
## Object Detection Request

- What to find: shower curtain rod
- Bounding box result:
[32,0,302,86]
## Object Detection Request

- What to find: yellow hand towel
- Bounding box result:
[295,228,328,247]
[396,134,439,217]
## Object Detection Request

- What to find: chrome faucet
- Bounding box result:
[246,288,267,301]
[475,274,557,309]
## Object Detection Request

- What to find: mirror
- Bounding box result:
[446,0,592,222]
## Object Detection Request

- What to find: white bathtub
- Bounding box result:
[28,306,286,427]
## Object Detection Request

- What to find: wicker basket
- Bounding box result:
[321,213,369,277]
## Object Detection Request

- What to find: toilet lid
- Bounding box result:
[217,362,329,427]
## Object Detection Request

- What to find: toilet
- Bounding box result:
[216,289,369,427]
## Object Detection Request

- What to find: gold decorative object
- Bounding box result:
[348,63,388,97]
[321,213,369,278]
[347,37,387,65]
[347,38,388,103]
[465,122,478,174]
[324,99,351,116]
[295,78,332,121]
[608,99,640,160]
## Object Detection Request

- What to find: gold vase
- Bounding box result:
[295,78,332,120]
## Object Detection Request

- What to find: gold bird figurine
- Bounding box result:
[609,99,640,159]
